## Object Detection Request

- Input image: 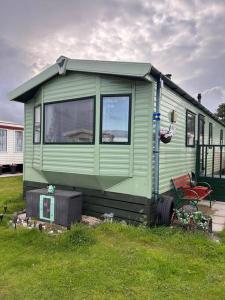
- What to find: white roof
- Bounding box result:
[0,120,24,128]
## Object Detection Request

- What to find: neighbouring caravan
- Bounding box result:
[8,57,225,225]
[0,121,23,174]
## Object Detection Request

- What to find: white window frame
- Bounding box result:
[0,129,7,152]
[14,130,23,152]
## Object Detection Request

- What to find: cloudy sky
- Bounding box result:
[0,0,225,124]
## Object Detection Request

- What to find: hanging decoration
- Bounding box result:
[160,110,177,144]
[160,123,176,144]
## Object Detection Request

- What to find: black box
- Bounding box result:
[26,188,82,227]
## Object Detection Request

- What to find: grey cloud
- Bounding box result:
[0,38,31,124]
[201,86,225,112]
[0,0,225,123]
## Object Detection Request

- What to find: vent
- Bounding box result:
[165,74,172,80]
[56,56,68,75]
[197,93,202,103]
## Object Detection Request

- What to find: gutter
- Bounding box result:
[150,66,225,128]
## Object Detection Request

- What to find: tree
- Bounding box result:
[215,103,225,124]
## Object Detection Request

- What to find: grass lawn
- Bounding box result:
[1,176,225,299]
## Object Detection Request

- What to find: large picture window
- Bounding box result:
[34,105,41,144]
[0,129,7,152]
[198,114,205,145]
[209,123,213,145]
[100,95,131,144]
[44,97,95,144]
[186,110,196,147]
[15,131,23,152]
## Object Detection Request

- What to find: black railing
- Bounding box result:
[197,144,225,179]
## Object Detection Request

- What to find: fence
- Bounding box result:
[196,145,225,201]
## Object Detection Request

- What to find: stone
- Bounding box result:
[82,215,102,226]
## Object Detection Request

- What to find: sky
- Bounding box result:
[0,0,225,124]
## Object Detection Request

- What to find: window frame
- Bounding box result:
[185,110,196,148]
[14,130,23,152]
[43,96,96,145]
[0,129,7,152]
[100,94,132,145]
[198,114,205,145]
[208,122,213,145]
[33,105,41,145]
[220,129,224,145]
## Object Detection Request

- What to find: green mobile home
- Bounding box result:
[9,57,225,225]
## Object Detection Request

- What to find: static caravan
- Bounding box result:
[0,121,23,174]
[8,57,225,225]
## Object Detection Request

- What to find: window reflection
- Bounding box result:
[186,111,195,146]
[44,98,94,144]
[0,129,7,152]
[198,115,205,145]
[34,106,41,144]
[209,123,213,145]
[101,96,130,144]
[15,131,23,152]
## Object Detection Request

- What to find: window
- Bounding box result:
[209,123,213,145]
[0,129,7,152]
[34,106,41,144]
[186,110,196,147]
[198,115,205,145]
[100,95,131,144]
[220,129,224,145]
[44,97,95,144]
[15,131,23,152]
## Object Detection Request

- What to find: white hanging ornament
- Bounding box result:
[160,123,176,144]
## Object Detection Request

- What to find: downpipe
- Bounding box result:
[152,74,162,203]
[152,76,176,226]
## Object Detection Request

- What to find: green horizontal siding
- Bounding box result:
[133,81,152,179]
[99,146,130,176]
[98,75,133,178]
[43,73,96,102]
[159,85,225,194]
[24,72,153,198]
[24,102,33,170]
[100,76,132,94]
[42,145,95,174]
[33,145,41,169]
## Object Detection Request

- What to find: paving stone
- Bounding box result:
[213,223,225,232]
[200,200,212,206]
[213,211,225,217]
[212,205,225,211]
[200,201,225,232]
[212,216,225,224]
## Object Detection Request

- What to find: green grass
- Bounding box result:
[1,176,225,299]
[0,176,24,214]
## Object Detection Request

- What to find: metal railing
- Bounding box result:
[197,144,225,178]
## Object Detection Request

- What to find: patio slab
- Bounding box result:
[212,216,225,224]
[212,223,225,233]
[199,201,225,233]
